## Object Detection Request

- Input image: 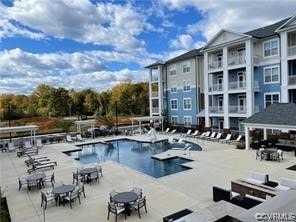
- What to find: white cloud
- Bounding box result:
[170,34,205,50]
[161,0,296,40]
[0,48,148,94]
[1,0,155,51]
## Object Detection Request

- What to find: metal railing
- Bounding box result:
[208,60,223,70]
[228,81,246,90]
[151,91,159,97]
[152,107,159,113]
[208,83,223,92]
[288,45,296,56]
[209,106,224,113]
[229,105,247,113]
[288,75,296,85]
[228,55,246,66]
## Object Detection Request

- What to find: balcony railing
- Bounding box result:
[288,45,296,56]
[288,75,296,85]
[208,60,223,70]
[151,91,159,97]
[228,81,246,90]
[152,107,159,113]
[229,106,247,113]
[208,83,223,92]
[209,106,223,113]
[228,55,246,66]
[151,76,159,82]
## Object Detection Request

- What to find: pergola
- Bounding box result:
[243,103,296,150]
[130,116,164,134]
[0,125,39,143]
[74,120,96,138]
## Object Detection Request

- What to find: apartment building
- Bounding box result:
[146,49,204,128]
[146,16,296,132]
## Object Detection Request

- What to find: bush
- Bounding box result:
[236,142,245,149]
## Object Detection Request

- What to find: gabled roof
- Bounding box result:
[145,61,165,68]
[165,49,202,64]
[245,17,291,38]
[275,15,296,32]
[243,103,296,126]
[201,29,251,51]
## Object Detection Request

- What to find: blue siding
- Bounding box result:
[167,87,198,125]
[254,64,281,111]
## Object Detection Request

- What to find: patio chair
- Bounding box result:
[27,179,39,191]
[163,128,170,134]
[107,202,126,222]
[182,129,191,137]
[64,189,81,209]
[131,187,142,199]
[76,134,85,142]
[78,182,86,198]
[198,131,211,139]
[130,196,147,219]
[72,171,83,185]
[228,135,242,144]
[8,142,16,152]
[189,130,199,137]
[220,134,232,143]
[42,172,55,187]
[88,171,99,183]
[18,176,27,191]
[25,141,32,149]
[66,135,74,143]
[256,148,265,160]
[206,132,216,140]
[96,164,103,177]
[210,133,222,142]
[169,129,176,135]
[41,191,56,209]
[276,149,284,161]
[109,190,119,202]
[36,139,43,148]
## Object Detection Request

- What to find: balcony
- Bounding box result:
[208,61,223,70]
[151,91,159,97]
[152,107,159,113]
[209,106,223,113]
[288,45,296,56]
[208,83,223,92]
[288,75,296,85]
[228,55,246,66]
[228,81,246,90]
[229,106,247,113]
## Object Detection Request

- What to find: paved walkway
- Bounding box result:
[1,134,295,222]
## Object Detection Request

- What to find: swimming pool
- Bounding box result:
[64,139,201,178]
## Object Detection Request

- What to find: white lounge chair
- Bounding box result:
[206,132,216,140]
[220,134,232,143]
[25,141,32,149]
[66,135,74,143]
[210,133,222,142]
[228,135,242,144]
[198,131,211,139]
[76,134,85,142]
[36,139,43,148]
[182,129,192,137]
[8,142,16,152]
[189,130,199,137]
[163,128,170,134]
[169,129,176,134]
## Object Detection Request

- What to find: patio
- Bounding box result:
[1,133,295,222]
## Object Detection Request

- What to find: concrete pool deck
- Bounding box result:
[1,133,295,222]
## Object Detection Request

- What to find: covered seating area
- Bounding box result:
[130,116,164,134]
[74,120,96,139]
[243,103,296,155]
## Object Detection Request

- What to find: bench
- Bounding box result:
[163,209,193,222]
[28,162,56,174]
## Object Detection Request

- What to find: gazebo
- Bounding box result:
[130,116,164,134]
[243,103,296,150]
[0,125,39,143]
[74,120,96,138]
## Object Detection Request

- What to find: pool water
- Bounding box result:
[65,139,201,178]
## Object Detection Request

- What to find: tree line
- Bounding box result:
[0,81,149,120]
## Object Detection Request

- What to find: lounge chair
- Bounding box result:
[276,178,296,190]
[28,162,56,174]
[198,131,211,139]
[25,141,32,149]
[36,139,43,148]
[210,133,222,142]
[206,132,216,140]
[163,128,170,134]
[220,134,232,143]
[246,172,268,185]
[76,134,85,142]
[189,130,199,137]
[169,129,176,135]
[182,129,191,137]
[66,135,74,143]
[227,135,242,144]
[8,142,16,152]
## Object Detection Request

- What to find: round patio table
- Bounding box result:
[79,167,97,183]
[113,192,138,216]
[262,149,277,161]
[25,172,46,189]
[52,185,75,205]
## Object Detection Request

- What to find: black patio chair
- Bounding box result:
[130,196,147,218]
[64,189,81,209]
[18,176,27,191]
[107,202,126,222]
[78,182,86,198]
[72,171,83,185]
[40,191,56,209]
[88,171,99,184]
[42,172,55,187]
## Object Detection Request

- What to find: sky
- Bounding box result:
[0,0,296,94]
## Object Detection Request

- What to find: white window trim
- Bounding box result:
[182,61,191,74]
[170,82,177,93]
[263,65,280,84]
[183,116,192,127]
[263,38,279,58]
[169,65,177,76]
[171,115,178,125]
[183,80,191,92]
[170,99,178,110]
[264,92,280,108]
[183,98,192,110]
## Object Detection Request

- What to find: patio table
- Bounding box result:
[52,185,75,205]
[79,167,97,183]
[25,172,46,189]
[261,149,277,161]
[113,191,138,216]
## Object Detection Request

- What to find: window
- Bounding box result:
[264,66,279,83]
[171,99,178,110]
[182,62,190,73]
[183,98,192,110]
[170,82,177,93]
[169,65,176,76]
[171,116,178,125]
[183,80,191,92]
[265,93,279,107]
[263,39,279,57]
[184,116,192,127]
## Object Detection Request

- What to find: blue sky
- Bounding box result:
[1,0,295,94]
